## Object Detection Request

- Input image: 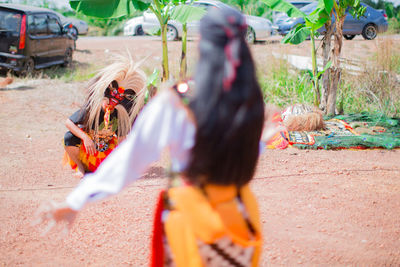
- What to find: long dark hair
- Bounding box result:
[183,6,264,187]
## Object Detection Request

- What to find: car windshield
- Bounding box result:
[0,10,21,33]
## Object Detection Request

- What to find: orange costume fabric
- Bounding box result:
[151,182,262,267]
[64,136,118,173]
[266,112,289,149]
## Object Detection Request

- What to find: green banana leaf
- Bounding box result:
[306,0,332,27]
[170,4,206,23]
[69,0,151,18]
[305,8,329,30]
[146,68,160,87]
[323,0,333,14]
[282,23,310,44]
[260,0,306,18]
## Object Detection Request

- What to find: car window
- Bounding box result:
[0,10,21,33]
[48,15,61,35]
[33,14,48,36]
[27,15,35,34]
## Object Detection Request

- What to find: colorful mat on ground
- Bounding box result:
[267,113,400,150]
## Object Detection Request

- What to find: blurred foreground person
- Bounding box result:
[37,6,280,267]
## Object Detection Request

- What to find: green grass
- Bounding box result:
[387,17,400,34]
[342,38,400,116]
[258,58,315,108]
[38,63,98,82]
[338,71,400,116]
[258,56,400,117]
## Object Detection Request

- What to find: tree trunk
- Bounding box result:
[321,20,333,113]
[326,15,345,115]
[180,23,187,80]
[161,23,170,81]
[327,67,340,115]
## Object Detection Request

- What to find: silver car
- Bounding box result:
[141,0,274,43]
[56,12,89,36]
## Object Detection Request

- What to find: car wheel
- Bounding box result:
[344,34,355,40]
[135,25,144,36]
[246,27,255,44]
[63,48,73,67]
[166,25,178,41]
[361,24,377,40]
[20,57,35,77]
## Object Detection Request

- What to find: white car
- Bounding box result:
[124,16,145,36]
[141,0,274,43]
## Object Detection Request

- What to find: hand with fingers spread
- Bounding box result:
[33,201,77,236]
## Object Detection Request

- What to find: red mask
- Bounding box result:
[108,86,125,109]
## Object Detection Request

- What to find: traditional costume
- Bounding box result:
[63,58,146,173]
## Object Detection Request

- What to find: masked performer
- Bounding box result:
[38,6,282,266]
[63,58,146,178]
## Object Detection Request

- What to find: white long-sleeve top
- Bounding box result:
[66,89,196,210]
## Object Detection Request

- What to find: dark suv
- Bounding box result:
[0,4,75,75]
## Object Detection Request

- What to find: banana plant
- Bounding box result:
[221,0,265,16]
[145,69,160,103]
[327,0,365,114]
[261,0,333,107]
[169,1,206,79]
[70,0,173,81]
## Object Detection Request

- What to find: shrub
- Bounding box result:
[258,57,314,108]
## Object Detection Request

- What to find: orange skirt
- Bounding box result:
[63,136,118,173]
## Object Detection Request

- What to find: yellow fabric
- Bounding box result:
[164,183,262,267]
[164,211,204,267]
[240,185,262,266]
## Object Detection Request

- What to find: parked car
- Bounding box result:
[141,0,275,43]
[124,16,145,36]
[276,2,388,40]
[272,0,314,24]
[0,4,75,75]
[56,12,88,36]
[290,0,315,9]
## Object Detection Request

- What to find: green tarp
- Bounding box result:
[293,113,400,150]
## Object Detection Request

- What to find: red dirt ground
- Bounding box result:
[0,35,399,266]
